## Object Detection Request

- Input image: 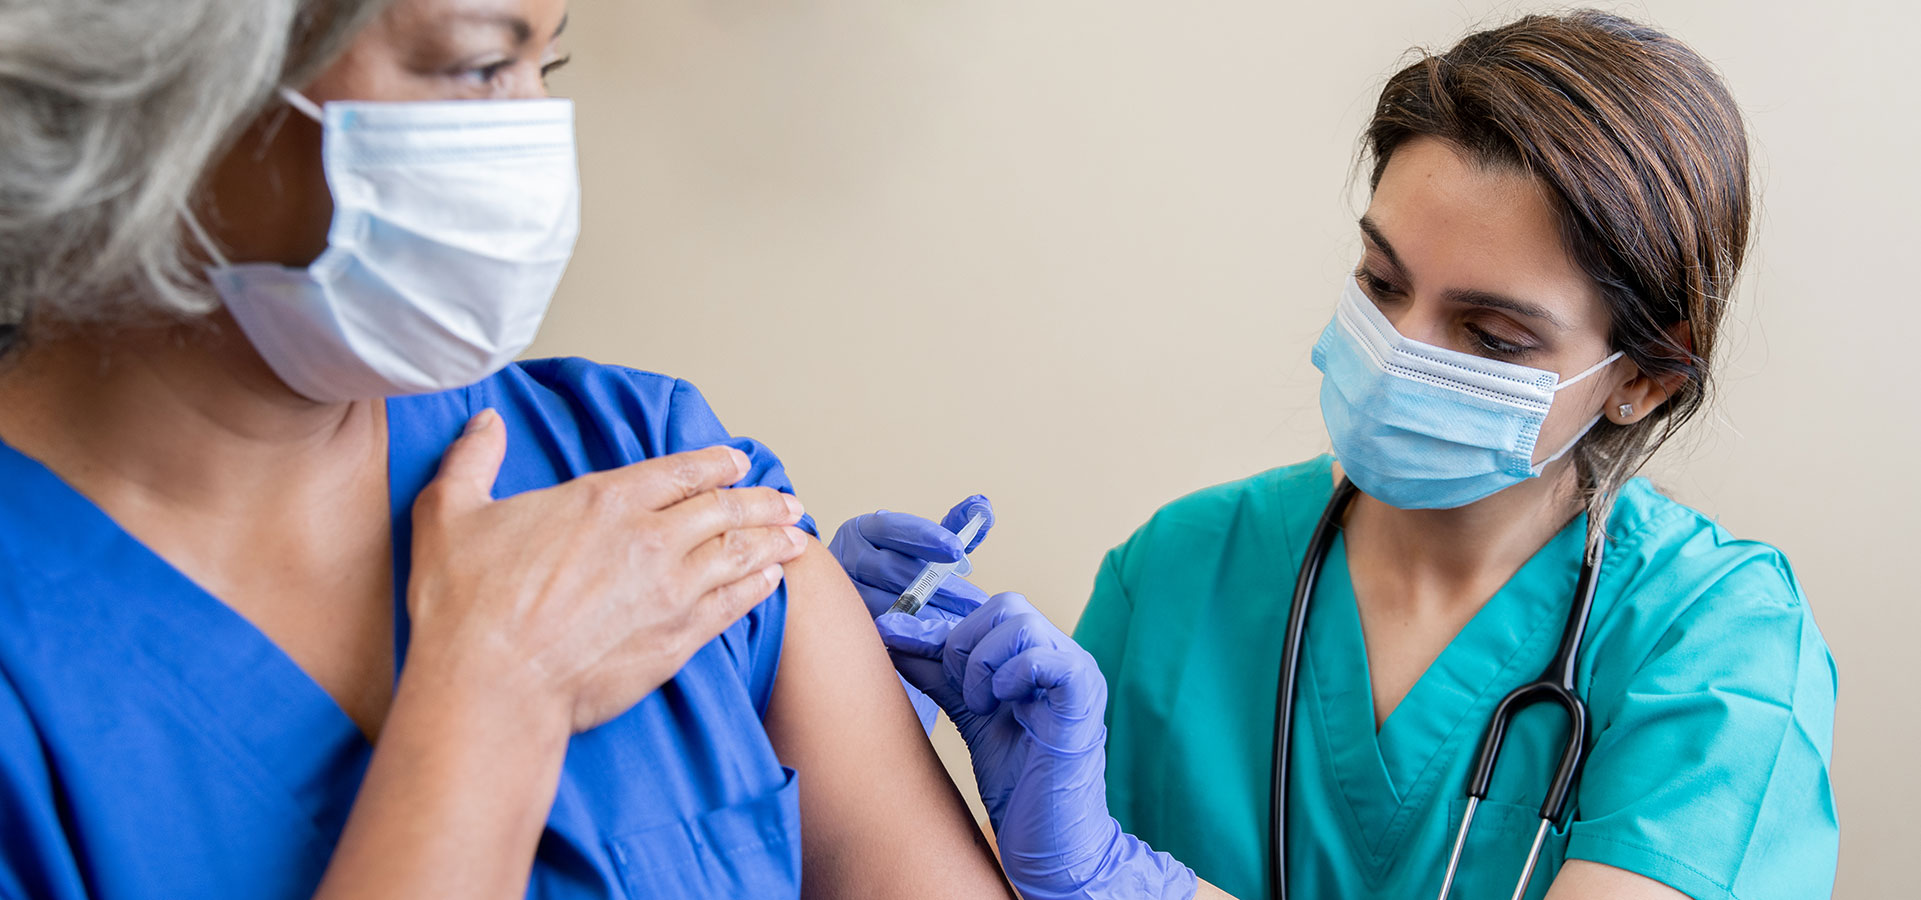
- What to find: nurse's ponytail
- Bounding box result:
[1362,9,1752,555]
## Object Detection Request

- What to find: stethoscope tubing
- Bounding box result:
[1268,477,1604,900]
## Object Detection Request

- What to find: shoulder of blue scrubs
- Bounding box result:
[481,358,813,707]
[1566,477,1838,900]
[397,359,811,895]
[471,358,811,524]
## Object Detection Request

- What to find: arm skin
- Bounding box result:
[310,642,574,899]
[1544,860,1689,900]
[765,543,1017,899]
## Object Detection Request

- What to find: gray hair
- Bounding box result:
[0,0,390,352]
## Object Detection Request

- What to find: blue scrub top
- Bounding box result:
[0,359,818,899]
[1076,456,1838,900]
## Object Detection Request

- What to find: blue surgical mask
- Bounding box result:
[1312,276,1623,510]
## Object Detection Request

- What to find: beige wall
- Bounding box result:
[533,1,1916,895]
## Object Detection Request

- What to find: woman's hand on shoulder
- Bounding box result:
[404,408,811,734]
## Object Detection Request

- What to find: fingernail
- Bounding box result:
[729,448,751,476]
[463,409,496,435]
[784,494,805,520]
[787,527,809,550]
[762,564,785,584]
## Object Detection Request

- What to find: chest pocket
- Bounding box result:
[606,767,801,899]
[1442,796,1566,900]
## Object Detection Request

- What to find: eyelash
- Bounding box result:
[463,54,573,86]
[1464,324,1528,358]
[1356,266,1534,360]
[1357,268,1401,299]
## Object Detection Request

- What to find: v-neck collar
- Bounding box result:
[1302,515,1584,862]
[0,395,452,839]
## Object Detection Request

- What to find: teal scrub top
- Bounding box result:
[1074,456,1837,900]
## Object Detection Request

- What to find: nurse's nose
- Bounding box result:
[1377,293,1453,349]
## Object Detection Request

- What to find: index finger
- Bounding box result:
[603,445,751,510]
[941,592,1037,696]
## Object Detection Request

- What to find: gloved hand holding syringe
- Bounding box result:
[886,512,987,616]
[827,495,996,732]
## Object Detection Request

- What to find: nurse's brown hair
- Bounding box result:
[1364,9,1751,547]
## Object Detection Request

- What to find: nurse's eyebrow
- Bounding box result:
[1357,216,1405,274]
[1443,287,1570,330]
[1357,215,1570,330]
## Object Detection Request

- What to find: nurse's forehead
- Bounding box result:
[1363,138,1603,325]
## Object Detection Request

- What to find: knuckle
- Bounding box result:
[712,490,747,528]
[723,529,761,569]
[632,523,670,557]
[580,479,623,520]
[733,525,772,560]
[754,488,793,523]
[670,454,708,495]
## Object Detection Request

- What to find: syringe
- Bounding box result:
[886,512,987,617]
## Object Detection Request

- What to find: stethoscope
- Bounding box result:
[1267,477,1605,900]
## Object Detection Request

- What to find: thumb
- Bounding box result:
[427,409,508,513]
[878,613,969,719]
[940,494,995,554]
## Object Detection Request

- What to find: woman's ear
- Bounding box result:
[1605,321,1694,425]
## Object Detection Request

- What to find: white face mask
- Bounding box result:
[206,89,580,402]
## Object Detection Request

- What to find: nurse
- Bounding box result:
[0,0,1016,897]
[834,10,1838,900]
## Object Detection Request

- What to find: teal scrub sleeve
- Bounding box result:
[1074,547,1136,723]
[1566,550,1838,900]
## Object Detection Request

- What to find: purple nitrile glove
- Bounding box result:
[829,495,995,732]
[878,593,1198,900]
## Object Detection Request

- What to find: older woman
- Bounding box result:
[0,1,1013,898]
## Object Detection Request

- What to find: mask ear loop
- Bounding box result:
[1552,350,1626,392]
[186,88,325,272]
[278,87,325,123]
[1531,349,1627,473]
[180,201,231,270]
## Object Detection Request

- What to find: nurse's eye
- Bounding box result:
[540,54,573,83]
[1357,269,1403,301]
[1464,323,1533,359]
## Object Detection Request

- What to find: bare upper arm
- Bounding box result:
[1544,860,1691,900]
[764,541,1015,900]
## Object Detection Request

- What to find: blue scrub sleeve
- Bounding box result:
[1566,551,1839,900]
[661,378,815,537]
[659,376,816,718]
